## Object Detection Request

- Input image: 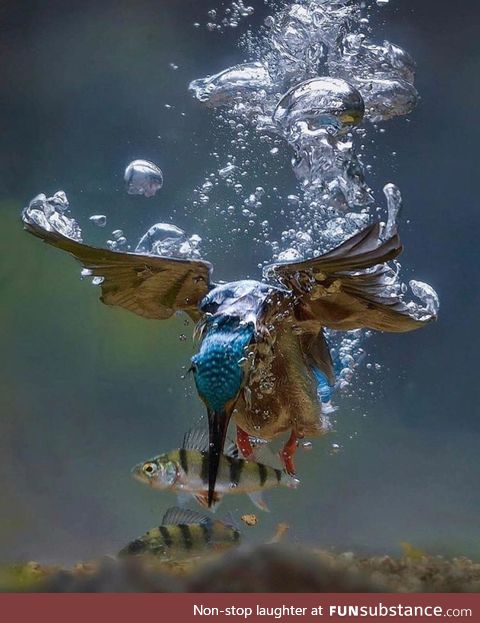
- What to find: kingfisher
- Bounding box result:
[23,208,434,506]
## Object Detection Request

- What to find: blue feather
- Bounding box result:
[313,368,335,403]
[192,317,254,412]
[313,345,363,403]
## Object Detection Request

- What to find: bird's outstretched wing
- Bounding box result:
[23,218,213,321]
[264,223,434,334]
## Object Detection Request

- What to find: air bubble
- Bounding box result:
[124,160,163,198]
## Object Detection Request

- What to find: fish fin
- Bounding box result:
[248,491,270,512]
[192,492,223,512]
[210,525,241,545]
[251,444,283,470]
[192,494,209,510]
[267,522,290,544]
[209,492,223,511]
[176,492,191,507]
[221,511,241,533]
[161,506,210,526]
[182,425,209,452]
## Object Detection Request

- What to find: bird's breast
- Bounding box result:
[235,327,325,440]
[192,319,255,412]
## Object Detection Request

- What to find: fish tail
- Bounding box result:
[247,491,270,512]
[192,491,223,511]
[281,470,301,489]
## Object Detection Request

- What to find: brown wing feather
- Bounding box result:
[23,219,213,321]
[264,223,433,333]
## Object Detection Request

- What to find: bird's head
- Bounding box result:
[191,313,255,507]
[198,280,273,325]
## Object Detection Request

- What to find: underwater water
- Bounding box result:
[0,0,479,567]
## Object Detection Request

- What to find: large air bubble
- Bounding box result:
[124,160,164,197]
[23,192,82,241]
[135,223,202,259]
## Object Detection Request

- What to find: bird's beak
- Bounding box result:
[207,408,230,508]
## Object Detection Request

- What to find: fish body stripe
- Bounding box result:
[159,526,174,547]
[200,522,212,544]
[121,522,237,557]
[200,452,209,485]
[227,455,244,487]
[209,523,238,544]
[178,524,194,550]
[151,449,286,493]
[179,448,189,474]
[258,463,268,487]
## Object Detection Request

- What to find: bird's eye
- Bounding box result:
[200,299,219,314]
[143,462,158,476]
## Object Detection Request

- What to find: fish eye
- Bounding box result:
[142,462,158,476]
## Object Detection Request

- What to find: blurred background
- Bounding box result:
[0,0,479,565]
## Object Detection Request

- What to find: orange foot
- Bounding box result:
[279,430,298,475]
[236,426,254,459]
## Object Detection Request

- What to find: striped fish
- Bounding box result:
[119,507,240,559]
[132,427,299,511]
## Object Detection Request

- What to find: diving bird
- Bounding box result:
[22,208,434,506]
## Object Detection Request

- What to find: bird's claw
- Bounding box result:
[279,450,296,476]
[236,426,254,459]
[279,430,298,475]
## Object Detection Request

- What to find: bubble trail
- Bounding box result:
[409,280,440,319]
[383,183,402,239]
[187,0,438,416]
[189,62,273,107]
[135,223,202,259]
[25,1,438,433]
[22,192,81,241]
